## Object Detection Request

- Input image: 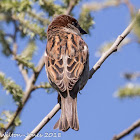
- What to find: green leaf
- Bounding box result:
[0,111,21,127]
[134,134,140,140]
[16,14,46,39]
[0,123,5,129]
[15,55,36,71]
[116,83,140,98]
[0,72,23,105]
[14,116,22,126]
[27,9,50,26]
[14,40,37,71]
[39,0,65,16]
[0,0,31,13]
[40,82,53,93]
[133,14,140,40]
[96,41,113,57]
[62,0,81,7]
[21,40,37,61]
[0,30,12,56]
[39,82,52,89]
[78,8,94,34]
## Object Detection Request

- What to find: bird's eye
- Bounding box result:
[72,22,75,25]
[72,22,78,27]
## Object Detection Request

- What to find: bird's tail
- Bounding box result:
[54,93,79,131]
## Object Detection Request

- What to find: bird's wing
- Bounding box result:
[45,33,88,93]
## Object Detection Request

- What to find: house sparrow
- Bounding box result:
[44,15,89,131]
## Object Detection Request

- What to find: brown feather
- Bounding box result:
[44,15,89,132]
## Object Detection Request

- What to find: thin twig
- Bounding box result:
[123,72,140,80]
[112,119,140,140]
[123,0,134,16]
[32,84,51,90]
[22,54,45,102]
[4,33,14,39]
[18,65,29,84]
[27,10,50,26]
[1,106,22,137]
[11,21,29,85]
[0,55,45,139]
[83,0,122,12]
[12,43,17,56]
[25,9,140,140]
[65,0,78,15]
[12,43,29,85]
[134,133,140,139]
[24,104,60,140]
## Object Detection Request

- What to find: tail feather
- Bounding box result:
[54,93,79,131]
[73,98,79,130]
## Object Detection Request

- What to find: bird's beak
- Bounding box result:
[79,26,87,34]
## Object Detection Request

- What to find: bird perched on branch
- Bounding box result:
[44,15,89,131]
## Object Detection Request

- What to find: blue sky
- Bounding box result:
[0,0,140,140]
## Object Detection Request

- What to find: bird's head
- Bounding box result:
[47,15,87,36]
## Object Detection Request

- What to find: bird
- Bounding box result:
[44,15,89,132]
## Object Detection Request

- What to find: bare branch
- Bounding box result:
[89,10,140,79]
[25,9,140,140]
[112,119,140,140]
